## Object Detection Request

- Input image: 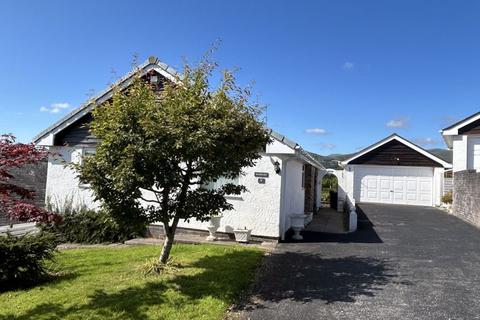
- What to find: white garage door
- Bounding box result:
[354,166,434,206]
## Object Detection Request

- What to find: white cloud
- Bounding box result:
[386,117,409,128]
[342,61,355,70]
[40,102,72,114]
[305,128,328,135]
[413,137,439,147]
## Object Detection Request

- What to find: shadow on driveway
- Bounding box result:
[284,205,383,244]
[246,252,405,306]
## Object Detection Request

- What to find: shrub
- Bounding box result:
[442,191,453,204]
[43,195,145,244]
[0,232,59,289]
[43,209,144,244]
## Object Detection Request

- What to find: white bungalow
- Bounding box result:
[34,57,327,240]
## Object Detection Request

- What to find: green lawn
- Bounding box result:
[0,244,264,320]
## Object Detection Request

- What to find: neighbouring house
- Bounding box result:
[33,56,327,240]
[339,134,452,207]
[441,112,480,227]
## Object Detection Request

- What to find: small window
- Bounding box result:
[79,148,96,188]
[204,176,240,190]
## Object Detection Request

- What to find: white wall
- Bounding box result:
[340,166,354,206]
[433,167,444,206]
[451,134,480,172]
[46,147,301,238]
[452,135,467,172]
[45,146,99,211]
[280,158,306,235]
[162,155,283,238]
[467,135,480,171]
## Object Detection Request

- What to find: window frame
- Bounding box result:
[78,147,96,189]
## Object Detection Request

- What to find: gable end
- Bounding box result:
[458,117,480,135]
[53,113,98,147]
[349,140,443,167]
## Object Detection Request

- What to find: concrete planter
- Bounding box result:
[290,213,307,240]
[206,215,223,241]
[233,228,252,243]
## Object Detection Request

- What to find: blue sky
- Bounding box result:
[1,0,480,154]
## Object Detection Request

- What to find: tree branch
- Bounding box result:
[139,196,159,204]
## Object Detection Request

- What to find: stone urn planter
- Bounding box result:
[233,228,252,243]
[290,213,307,240]
[206,215,223,241]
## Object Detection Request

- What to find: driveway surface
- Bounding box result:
[238,204,480,320]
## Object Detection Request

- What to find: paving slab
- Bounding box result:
[125,234,277,251]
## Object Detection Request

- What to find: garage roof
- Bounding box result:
[341,134,452,169]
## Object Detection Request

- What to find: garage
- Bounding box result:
[355,166,433,206]
[342,134,452,207]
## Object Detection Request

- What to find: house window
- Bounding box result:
[474,143,480,171]
[204,176,240,190]
[79,148,96,188]
[301,164,305,189]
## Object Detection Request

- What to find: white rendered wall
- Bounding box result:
[433,167,444,206]
[340,166,355,204]
[280,158,306,234]
[452,135,467,172]
[45,147,98,211]
[466,135,480,171]
[46,147,286,238]
[266,139,296,154]
[173,155,283,238]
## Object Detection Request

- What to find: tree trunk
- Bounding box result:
[159,232,174,264]
[159,218,179,264]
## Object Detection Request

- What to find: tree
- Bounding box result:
[79,58,271,263]
[0,134,59,223]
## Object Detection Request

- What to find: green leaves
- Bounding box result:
[78,56,270,241]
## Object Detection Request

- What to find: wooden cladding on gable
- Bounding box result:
[349,140,442,167]
[53,71,169,147]
[54,113,99,147]
[458,118,480,135]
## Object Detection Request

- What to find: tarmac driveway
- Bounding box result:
[238,204,480,320]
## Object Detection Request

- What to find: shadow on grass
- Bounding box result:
[0,249,262,320]
[0,271,78,294]
[236,251,412,313]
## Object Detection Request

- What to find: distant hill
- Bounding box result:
[309,148,452,169]
[428,148,452,163]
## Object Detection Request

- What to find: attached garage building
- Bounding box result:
[341,134,452,207]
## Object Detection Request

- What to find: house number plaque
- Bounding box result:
[254,172,269,178]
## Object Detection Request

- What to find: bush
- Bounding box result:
[442,191,453,204]
[0,232,59,289]
[43,209,144,244]
[43,195,145,244]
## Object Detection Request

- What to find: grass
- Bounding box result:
[0,244,264,320]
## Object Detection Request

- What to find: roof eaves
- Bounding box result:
[441,111,480,133]
[266,128,299,150]
[33,56,179,144]
[342,133,451,168]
